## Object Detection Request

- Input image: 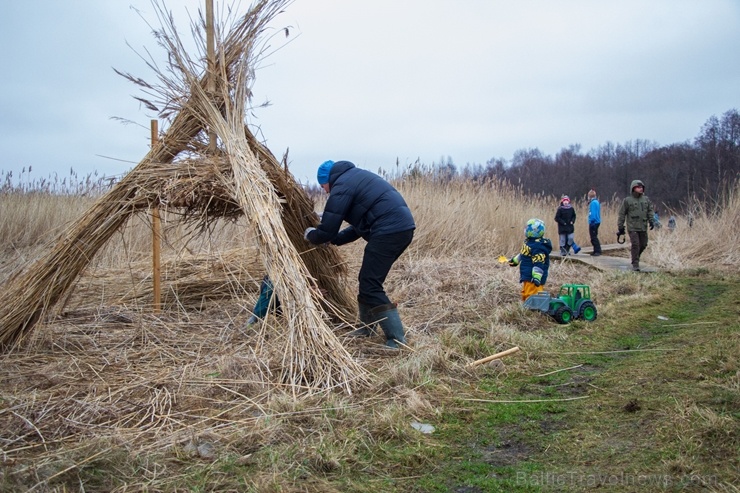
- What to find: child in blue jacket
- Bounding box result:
[508,218,553,301]
[246,276,281,325]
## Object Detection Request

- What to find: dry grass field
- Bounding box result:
[0,176,738,492]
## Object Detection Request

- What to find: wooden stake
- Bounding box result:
[467,346,520,368]
[206,0,217,152]
[151,119,162,312]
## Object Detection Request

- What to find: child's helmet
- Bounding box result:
[525,218,546,238]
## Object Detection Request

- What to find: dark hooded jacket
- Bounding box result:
[516,237,552,284]
[554,200,576,234]
[618,179,654,232]
[306,161,415,246]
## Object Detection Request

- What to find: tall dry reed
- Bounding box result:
[393,174,740,271]
[396,177,620,260]
[645,181,740,269]
[0,193,96,251]
[4,177,738,275]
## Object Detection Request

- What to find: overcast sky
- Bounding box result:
[1,1,738,185]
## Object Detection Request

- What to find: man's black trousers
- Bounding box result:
[358,229,414,307]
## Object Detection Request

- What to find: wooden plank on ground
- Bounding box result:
[573,243,629,254]
[551,251,658,272]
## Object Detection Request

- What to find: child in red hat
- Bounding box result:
[554,195,581,256]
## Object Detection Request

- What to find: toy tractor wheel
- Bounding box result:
[578,301,598,321]
[553,306,574,324]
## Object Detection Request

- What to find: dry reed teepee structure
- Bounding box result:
[0,0,370,394]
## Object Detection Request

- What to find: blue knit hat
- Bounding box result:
[317,160,335,185]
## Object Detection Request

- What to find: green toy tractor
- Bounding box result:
[523,283,598,324]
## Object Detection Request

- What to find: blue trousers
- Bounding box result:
[253,275,280,318]
[559,233,579,254]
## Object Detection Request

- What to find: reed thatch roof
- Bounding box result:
[0,0,369,394]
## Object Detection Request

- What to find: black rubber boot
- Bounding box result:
[371,303,407,349]
[347,302,377,337]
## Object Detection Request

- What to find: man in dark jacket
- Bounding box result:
[617,179,654,271]
[304,160,415,349]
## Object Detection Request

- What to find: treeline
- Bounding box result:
[7,109,734,215]
[399,108,740,212]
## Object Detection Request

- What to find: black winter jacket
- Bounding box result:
[555,205,576,235]
[306,161,415,246]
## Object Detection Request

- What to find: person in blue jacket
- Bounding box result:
[304,160,416,349]
[587,189,602,256]
[246,276,280,326]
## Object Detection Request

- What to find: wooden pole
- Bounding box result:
[467,346,520,368]
[151,119,162,312]
[206,0,217,152]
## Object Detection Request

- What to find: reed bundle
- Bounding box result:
[173,7,368,393]
[160,156,242,221]
[0,0,365,393]
[0,168,152,350]
[65,248,263,312]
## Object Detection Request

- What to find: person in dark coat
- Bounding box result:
[554,195,581,256]
[617,179,654,271]
[304,160,415,349]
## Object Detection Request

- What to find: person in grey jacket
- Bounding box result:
[617,179,655,271]
[304,160,415,349]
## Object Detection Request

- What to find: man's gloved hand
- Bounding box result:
[649,222,654,230]
[532,277,541,287]
[508,254,519,267]
[304,227,316,241]
[617,226,625,236]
